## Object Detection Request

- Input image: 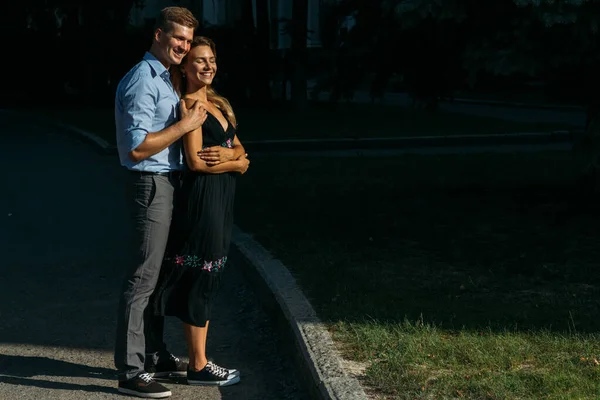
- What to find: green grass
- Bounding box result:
[334,321,600,399]
[234,151,600,399]
[34,101,578,145]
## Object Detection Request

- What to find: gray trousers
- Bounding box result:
[114,173,177,381]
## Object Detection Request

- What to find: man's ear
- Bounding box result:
[154,28,163,43]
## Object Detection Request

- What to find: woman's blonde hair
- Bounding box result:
[173,36,236,127]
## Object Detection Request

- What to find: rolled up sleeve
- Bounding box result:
[117,72,157,152]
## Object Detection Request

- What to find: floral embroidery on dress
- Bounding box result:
[201,137,233,150]
[172,255,227,272]
[221,138,233,148]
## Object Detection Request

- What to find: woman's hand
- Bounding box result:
[236,153,250,174]
[197,146,236,166]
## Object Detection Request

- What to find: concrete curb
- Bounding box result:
[231,227,369,400]
[244,130,579,145]
[310,89,584,110]
[243,130,581,153]
[50,122,117,155]
[53,122,116,153]
[443,96,583,111]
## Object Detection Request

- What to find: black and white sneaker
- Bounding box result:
[146,354,188,378]
[207,361,239,376]
[187,362,240,386]
[118,372,172,398]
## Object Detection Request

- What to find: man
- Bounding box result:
[114,7,206,398]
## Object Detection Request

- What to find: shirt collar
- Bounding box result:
[143,52,170,78]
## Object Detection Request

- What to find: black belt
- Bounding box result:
[130,170,182,178]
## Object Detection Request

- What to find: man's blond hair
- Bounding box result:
[155,7,198,32]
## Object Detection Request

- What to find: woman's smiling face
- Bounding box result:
[182,45,217,87]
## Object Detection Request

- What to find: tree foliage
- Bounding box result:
[2,0,140,105]
[314,0,600,110]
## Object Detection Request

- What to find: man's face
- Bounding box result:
[155,22,194,67]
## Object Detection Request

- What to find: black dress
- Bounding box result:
[154,111,237,327]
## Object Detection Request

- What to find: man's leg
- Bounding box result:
[144,294,169,364]
[114,174,173,381]
[144,173,189,377]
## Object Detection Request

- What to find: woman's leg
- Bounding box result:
[184,321,210,371]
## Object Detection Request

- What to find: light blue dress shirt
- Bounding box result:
[115,52,182,172]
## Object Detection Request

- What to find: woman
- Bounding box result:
[154,36,250,387]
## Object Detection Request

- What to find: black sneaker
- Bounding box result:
[118,372,172,398]
[187,362,241,386]
[146,354,188,378]
[207,361,239,376]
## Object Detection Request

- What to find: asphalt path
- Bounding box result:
[0,113,307,400]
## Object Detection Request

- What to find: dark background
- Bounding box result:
[3,0,599,119]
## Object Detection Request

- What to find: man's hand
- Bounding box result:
[197,146,236,166]
[179,99,207,133]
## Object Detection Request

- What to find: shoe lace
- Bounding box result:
[169,354,181,363]
[138,373,154,383]
[206,362,229,378]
